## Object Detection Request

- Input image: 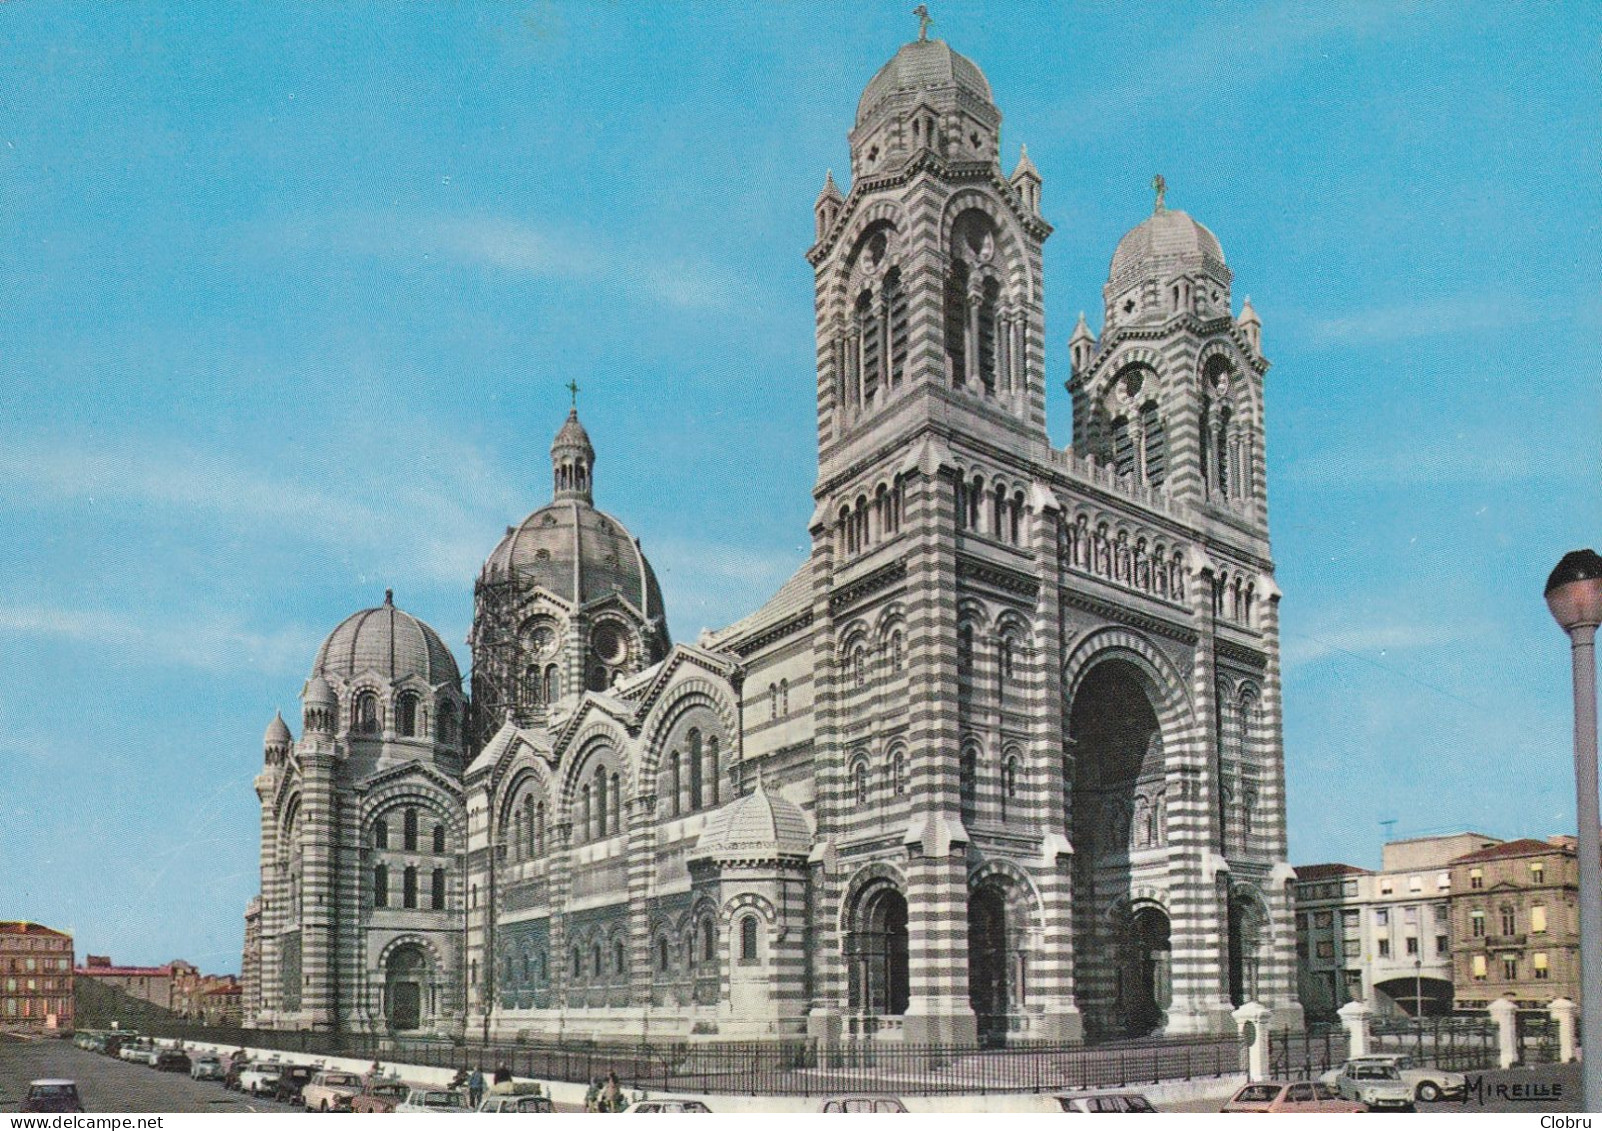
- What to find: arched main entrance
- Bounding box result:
[385,944,429,1032]
[845,885,908,1030]
[1069,658,1165,1039]
[968,886,1009,1047]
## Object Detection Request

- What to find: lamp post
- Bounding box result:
[1414,956,1423,1019]
[1546,548,1602,1114]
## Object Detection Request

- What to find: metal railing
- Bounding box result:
[141,1023,1244,1097]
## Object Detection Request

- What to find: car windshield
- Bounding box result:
[326,1074,360,1087]
[422,1092,464,1108]
[29,1085,77,1099]
[1236,1085,1282,1103]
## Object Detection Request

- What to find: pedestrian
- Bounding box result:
[602,1071,621,1113]
[584,1078,600,1113]
[494,1062,513,1086]
[468,1066,485,1110]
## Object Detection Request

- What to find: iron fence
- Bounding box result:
[142,1024,1243,1097]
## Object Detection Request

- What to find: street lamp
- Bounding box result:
[1414,956,1423,1020]
[1545,548,1602,1114]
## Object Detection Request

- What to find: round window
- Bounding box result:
[591,622,628,665]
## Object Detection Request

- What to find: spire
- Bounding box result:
[818,169,842,203]
[814,169,845,242]
[1069,310,1097,373]
[1012,143,1038,179]
[1011,144,1041,213]
[551,405,596,504]
[1238,295,1262,352]
[1152,173,1167,214]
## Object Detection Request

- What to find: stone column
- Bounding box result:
[1488,997,1519,1069]
[1338,999,1372,1059]
[1233,1001,1270,1081]
[1550,997,1578,1063]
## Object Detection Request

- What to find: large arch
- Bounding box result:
[841,868,909,1024]
[1065,641,1181,1040]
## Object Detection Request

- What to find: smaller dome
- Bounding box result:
[264,712,292,746]
[551,408,593,457]
[692,780,812,860]
[857,38,993,127]
[312,590,461,687]
[302,674,335,705]
[1109,209,1226,284]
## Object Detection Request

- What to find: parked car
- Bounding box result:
[477,1094,555,1113]
[274,1064,318,1106]
[20,1080,84,1114]
[1319,1054,1466,1103]
[1053,1091,1158,1113]
[136,1045,163,1067]
[394,1085,471,1113]
[191,1055,226,1082]
[117,1041,148,1063]
[1331,1062,1415,1111]
[622,1098,713,1113]
[155,1049,191,1073]
[302,1070,366,1112]
[1221,1081,1364,1113]
[819,1094,908,1113]
[351,1078,411,1113]
[237,1062,284,1098]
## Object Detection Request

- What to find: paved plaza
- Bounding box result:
[0,1040,299,1114]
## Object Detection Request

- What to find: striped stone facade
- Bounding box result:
[246,29,1300,1044]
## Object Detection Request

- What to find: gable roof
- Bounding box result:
[1451,838,1572,865]
[1294,863,1370,883]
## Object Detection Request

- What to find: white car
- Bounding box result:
[1331,1061,1415,1111]
[301,1069,366,1112]
[236,1062,284,1098]
[1320,1053,1466,1103]
[477,1094,555,1113]
[394,1086,471,1113]
[622,1097,713,1113]
[190,1055,226,1082]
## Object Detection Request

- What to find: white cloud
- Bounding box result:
[0,424,525,588]
[0,603,322,676]
[1302,292,1528,346]
[1280,621,1465,670]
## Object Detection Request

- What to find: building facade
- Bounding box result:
[0,922,74,1030]
[246,27,1301,1044]
[76,955,179,1012]
[1449,838,1579,1011]
[1294,833,1501,1019]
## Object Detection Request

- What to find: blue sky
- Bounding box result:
[0,2,1596,972]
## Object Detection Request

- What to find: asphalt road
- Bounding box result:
[0,1039,301,1114]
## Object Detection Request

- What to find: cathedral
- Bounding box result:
[244,27,1302,1047]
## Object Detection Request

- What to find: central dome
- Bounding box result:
[481,501,665,620]
[856,37,993,127]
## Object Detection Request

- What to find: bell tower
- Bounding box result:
[808,24,1052,481]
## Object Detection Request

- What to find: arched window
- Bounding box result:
[396,692,419,737]
[978,277,1001,392]
[740,917,758,962]
[706,737,720,808]
[957,624,974,678]
[430,867,445,910]
[657,936,670,973]
[523,667,543,707]
[854,759,870,807]
[667,750,682,818]
[592,942,603,978]
[959,745,978,824]
[1111,415,1136,479]
[1141,400,1166,487]
[535,801,545,855]
[853,646,867,688]
[355,691,379,735]
[544,666,560,704]
[841,505,855,554]
[890,631,905,673]
[538,951,548,981]
[571,947,582,979]
[614,938,626,975]
[1001,756,1020,823]
[1217,406,1232,494]
[780,680,789,715]
[890,747,907,796]
[373,864,388,908]
[374,819,388,850]
[403,808,418,852]
[998,637,1014,686]
[1009,490,1024,543]
[436,700,456,743]
[520,953,530,982]
[884,267,909,388]
[701,918,715,963]
[402,865,417,909]
[688,729,704,811]
[769,683,778,720]
[857,290,880,407]
[432,823,445,854]
[594,769,608,838]
[946,257,970,384]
